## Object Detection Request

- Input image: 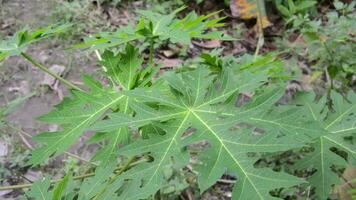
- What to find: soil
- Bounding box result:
[0,0,100,198]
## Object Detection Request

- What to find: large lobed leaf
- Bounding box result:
[29,76,123,165]
[90,66,326,199]
[295,91,356,199]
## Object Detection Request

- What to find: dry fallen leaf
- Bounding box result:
[192,40,221,49]
[230,0,271,29]
[161,50,176,58]
[158,58,183,68]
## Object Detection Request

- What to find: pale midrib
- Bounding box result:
[320,137,325,196]
[223,140,291,147]
[95,111,186,131]
[42,95,124,156]
[324,136,356,155]
[192,111,265,200]
[109,96,130,157]
[146,112,190,184]
[128,111,186,125]
[196,82,254,109]
[325,104,355,129]
[194,88,281,117]
[35,184,46,200]
[249,118,318,133]
[193,71,201,106]
[108,56,126,90]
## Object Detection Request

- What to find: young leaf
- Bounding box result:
[75,8,232,50]
[90,44,157,163]
[0,24,71,62]
[52,174,70,200]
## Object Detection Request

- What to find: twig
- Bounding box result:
[253,0,265,60]
[148,39,154,66]
[217,178,236,184]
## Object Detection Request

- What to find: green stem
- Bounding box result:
[20,52,84,92]
[254,33,264,60]
[149,39,154,66]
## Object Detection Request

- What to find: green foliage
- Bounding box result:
[1,5,355,200]
[274,0,317,24]
[22,175,75,200]
[295,91,356,199]
[278,0,355,91]
[29,76,124,165]
[349,180,356,200]
[75,7,233,50]
[301,7,356,87]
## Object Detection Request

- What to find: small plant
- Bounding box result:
[274,0,317,25]
[277,1,355,101]
[0,6,355,200]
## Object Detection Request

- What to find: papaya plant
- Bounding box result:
[0,7,355,200]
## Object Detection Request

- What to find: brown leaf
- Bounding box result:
[158,59,182,68]
[161,50,176,58]
[230,0,271,29]
[193,40,221,49]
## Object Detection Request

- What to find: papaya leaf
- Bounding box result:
[29,76,123,166]
[90,67,324,199]
[0,24,71,62]
[75,8,232,50]
[24,177,52,200]
[295,91,356,199]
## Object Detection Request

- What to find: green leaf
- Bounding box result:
[52,174,70,200]
[73,25,142,50]
[0,24,71,62]
[295,91,356,199]
[90,44,157,164]
[75,9,232,50]
[24,177,52,200]
[78,161,118,200]
[29,76,123,165]
[100,44,143,90]
[91,67,320,199]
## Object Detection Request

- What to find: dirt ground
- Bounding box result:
[0,0,101,197]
